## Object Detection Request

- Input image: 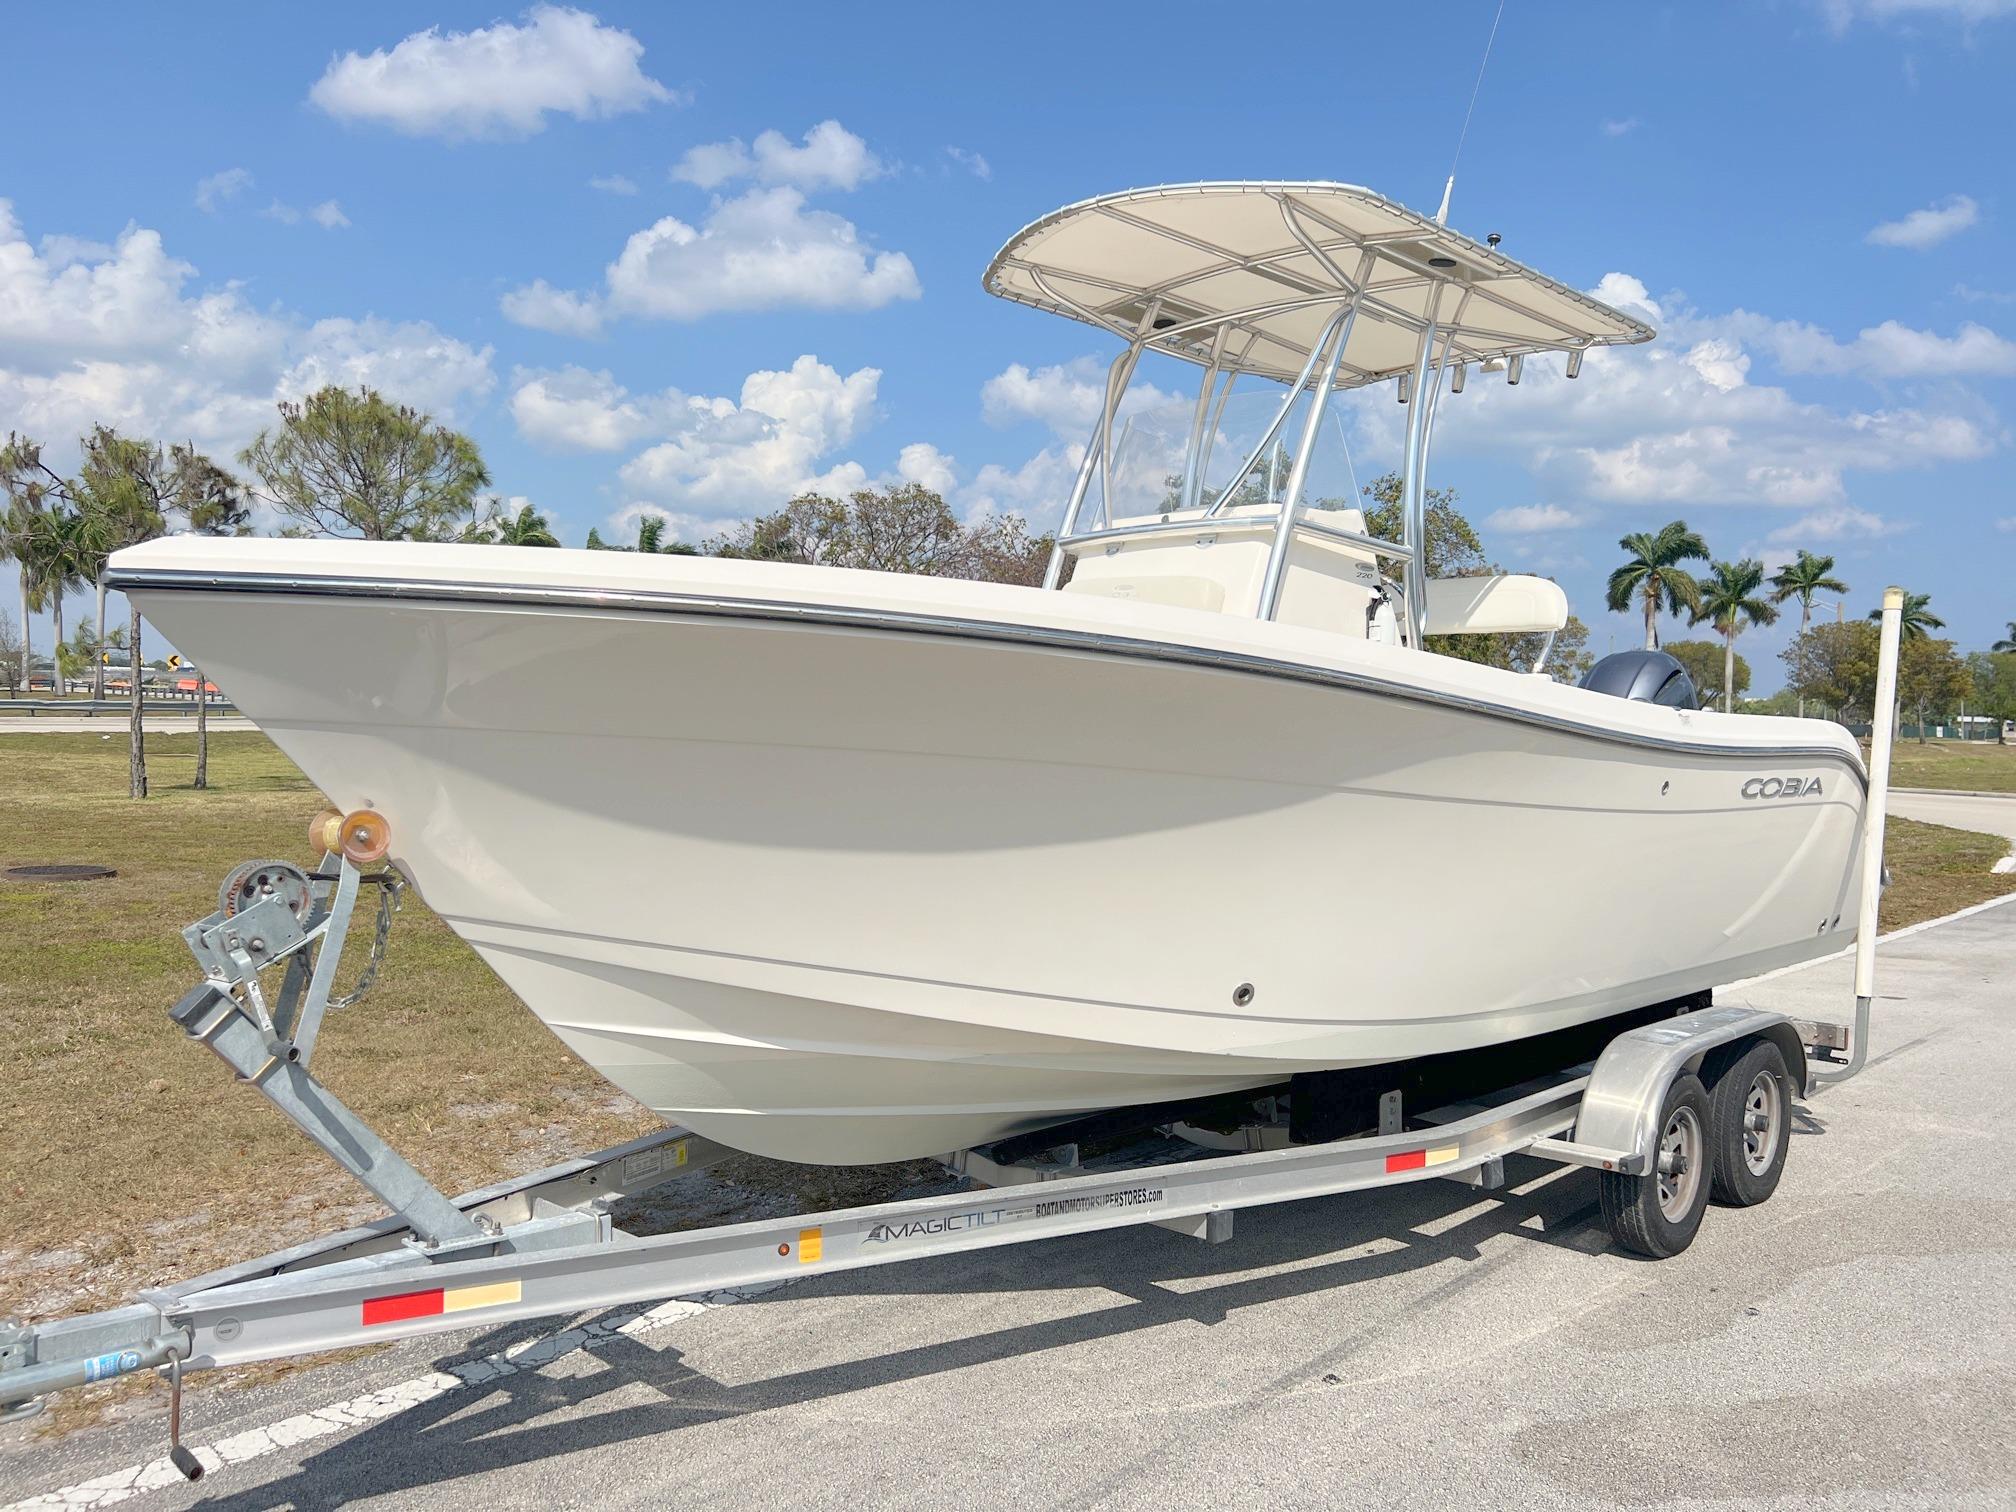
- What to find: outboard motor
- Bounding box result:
[1578,648,1699,709]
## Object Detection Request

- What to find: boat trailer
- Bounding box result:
[0,592,1912,1482]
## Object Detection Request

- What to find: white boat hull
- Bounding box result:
[115,539,1868,1164]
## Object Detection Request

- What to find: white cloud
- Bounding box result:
[509,364,678,451]
[257,197,351,230]
[959,444,1086,527]
[1955,283,2016,304]
[669,140,753,191]
[281,317,495,420]
[1997,516,2016,532]
[1765,506,1909,543]
[1588,272,1663,324]
[588,174,638,195]
[1340,278,2003,514]
[1866,195,1979,249]
[615,354,884,517]
[1820,0,2016,29]
[945,145,992,179]
[195,168,253,213]
[1601,118,1640,137]
[309,5,675,142]
[981,356,1178,434]
[671,121,885,192]
[499,279,606,337]
[508,187,919,331]
[1484,504,1588,533]
[1710,310,2016,378]
[969,359,1185,527]
[607,190,917,317]
[1685,338,1751,392]
[36,235,114,268]
[894,441,957,493]
[0,199,492,466]
[511,360,963,525]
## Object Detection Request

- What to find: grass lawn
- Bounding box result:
[1876,738,2016,794]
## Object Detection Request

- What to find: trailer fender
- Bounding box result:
[1570,1006,1806,1176]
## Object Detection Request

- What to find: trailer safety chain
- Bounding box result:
[328,871,404,1011]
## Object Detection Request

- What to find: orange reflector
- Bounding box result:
[1384,1145,1461,1174]
[361,1279,521,1327]
[798,1227,824,1263]
[338,809,392,864]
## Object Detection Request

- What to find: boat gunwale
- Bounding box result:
[107,565,1870,792]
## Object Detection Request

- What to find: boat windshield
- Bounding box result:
[1101,389,1369,523]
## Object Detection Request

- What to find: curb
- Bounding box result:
[1892,786,2016,801]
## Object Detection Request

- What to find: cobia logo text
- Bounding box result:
[1741,776,1823,799]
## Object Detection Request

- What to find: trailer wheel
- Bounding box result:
[1703,1039,1791,1207]
[1599,1073,1712,1259]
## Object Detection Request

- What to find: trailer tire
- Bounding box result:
[1599,1073,1712,1259]
[1703,1039,1791,1207]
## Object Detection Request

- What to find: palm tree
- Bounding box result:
[24,504,92,695]
[0,500,30,692]
[1867,592,1944,642]
[1992,621,2016,654]
[586,515,699,555]
[491,502,559,547]
[1691,559,1780,713]
[634,514,670,554]
[75,430,172,796]
[1768,551,1848,717]
[465,499,560,547]
[0,433,76,695]
[170,444,249,789]
[1770,550,1849,633]
[1606,521,1709,650]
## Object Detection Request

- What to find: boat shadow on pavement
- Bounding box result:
[170,1122,1826,1512]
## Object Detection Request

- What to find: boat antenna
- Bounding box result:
[1438,0,1507,225]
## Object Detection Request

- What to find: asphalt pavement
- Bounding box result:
[0,716,256,735]
[7,886,2013,1511]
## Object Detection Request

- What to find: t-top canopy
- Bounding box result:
[984,181,1655,389]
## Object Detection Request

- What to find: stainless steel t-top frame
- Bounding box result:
[998,183,1657,644]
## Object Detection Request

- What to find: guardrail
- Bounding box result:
[0,698,240,717]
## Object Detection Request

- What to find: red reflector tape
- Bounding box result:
[361,1288,445,1326]
[1384,1150,1427,1173]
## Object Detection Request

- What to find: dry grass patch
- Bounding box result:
[0,732,659,1331]
[1880,816,2016,928]
[1871,739,2016,794]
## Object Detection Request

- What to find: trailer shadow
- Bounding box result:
[184,1149,1658,1510]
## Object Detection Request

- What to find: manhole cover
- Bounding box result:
[4,864,117,882]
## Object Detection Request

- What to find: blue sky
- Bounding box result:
[2,1,2012,684]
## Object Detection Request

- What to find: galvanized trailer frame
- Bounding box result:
[0,590,1914,1482]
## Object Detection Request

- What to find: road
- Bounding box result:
[1890,790,2016,856]
[0,716,255,735]
[7,893,2013,1510]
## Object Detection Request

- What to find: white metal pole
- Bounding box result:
[1816,583,1904,1086]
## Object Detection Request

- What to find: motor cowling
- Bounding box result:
[1579,649,1699,710]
